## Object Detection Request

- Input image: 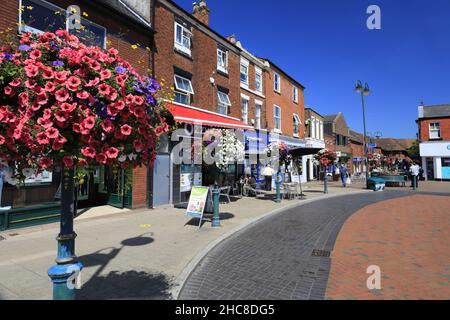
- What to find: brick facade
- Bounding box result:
[263,62,305,138]
[153,0,241,118]
[419,118,450,142]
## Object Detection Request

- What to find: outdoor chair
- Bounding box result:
[219,186,231,203]
[243,184,261,197]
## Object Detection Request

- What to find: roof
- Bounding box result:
[420,104,450,119]
[323,114,338,123]
[97,0,152,31]
[349,130,364,143]
[374,138,416,152]
[167,102,254,130]
[305,107,324,119]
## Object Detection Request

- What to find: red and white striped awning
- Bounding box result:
[166,102,254,130]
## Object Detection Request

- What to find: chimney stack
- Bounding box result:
[418,100,424,118]
[193,0,210,26]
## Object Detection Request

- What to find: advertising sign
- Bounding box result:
[186,187,209,220]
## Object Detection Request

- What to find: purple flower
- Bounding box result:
[18,45,32,51]
[53,61,64,67]
[115,66,127,74]
[5,54,13,60]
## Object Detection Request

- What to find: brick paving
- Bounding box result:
[178,191,418,300]
[326,195,450,300]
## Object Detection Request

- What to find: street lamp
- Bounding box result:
[355,80,370,188]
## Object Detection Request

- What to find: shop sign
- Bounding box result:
[186,187,209,220]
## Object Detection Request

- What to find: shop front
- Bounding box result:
[268,134,306,185]
[420,141,450,181]
[163,102,253,208]
[244,130,269,185]
[0,165,131,230]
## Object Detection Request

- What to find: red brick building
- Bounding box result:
[417,103,450,180]
[0,0,154,213]
[262,59,305,140]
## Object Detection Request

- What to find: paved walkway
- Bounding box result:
[0,181,365,300]
[178,190,450,300]
[326,195,450,300]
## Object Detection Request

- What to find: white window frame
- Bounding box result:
[255,67,263,93]
[19,0,107,49]
[293,86,298,103]
[274,72,281,93]
[241,95,249,124]
[217,47,228,74]
[255,101,262,130]
[240,58,249,86]
[174,22,192,56]
[293,113,300,137]
[217,91,231,115]
[174,91,190,105]
[274,105,281,131]
[429,122,441,139]
[174,74,194,95]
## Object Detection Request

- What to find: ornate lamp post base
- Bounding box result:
[48,261,83,300]
[48,167,83,300]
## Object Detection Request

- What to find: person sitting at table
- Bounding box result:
[243,175,258,196]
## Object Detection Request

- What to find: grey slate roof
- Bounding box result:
[421,104,450,119]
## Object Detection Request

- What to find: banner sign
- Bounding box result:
[186,187,209,219]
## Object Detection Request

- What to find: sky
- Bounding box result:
[175,0,450,139]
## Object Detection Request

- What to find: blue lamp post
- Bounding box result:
[275,169,282,203]
[324,166,329,194]
[48,167,83,300]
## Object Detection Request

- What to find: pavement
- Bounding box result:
[0,180,368,300]
[0,180,448,300]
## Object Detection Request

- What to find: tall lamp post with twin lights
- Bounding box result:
[355,81,370,188]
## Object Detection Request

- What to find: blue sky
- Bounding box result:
[175,0,450,138]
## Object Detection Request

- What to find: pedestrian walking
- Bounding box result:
[409,162,420,188]
[340,163,348,188]
[262,164,275,191]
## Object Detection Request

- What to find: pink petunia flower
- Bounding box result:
[120,124,132,136]
[106,147,119,159]
[81,147,96,158]
[55,88,70,102]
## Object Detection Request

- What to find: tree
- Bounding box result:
[407,140,420,162]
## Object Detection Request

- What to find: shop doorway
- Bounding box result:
[153,154,171,207]
[426,158,434,180]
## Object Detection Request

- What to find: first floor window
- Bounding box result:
[274,105,281,130]
[293,114,300,136]
[255,103,262,129]
[174,74,194,105]
[217,91,231,115]
[429,122,441,139]
[241,98,249,123]
[174,91,190,105]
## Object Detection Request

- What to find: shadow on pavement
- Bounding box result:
[76,233,172,300]
[76,270,172,300]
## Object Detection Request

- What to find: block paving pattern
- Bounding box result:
[179,191,417,300]
[326,195,450,300]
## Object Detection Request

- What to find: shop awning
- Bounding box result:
[167,103,254,130]
[288,147,323,157]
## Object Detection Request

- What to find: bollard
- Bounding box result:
[324,174,329,194]
[413,175,417,190]
[211,184,221,228]
[275,170,282,203]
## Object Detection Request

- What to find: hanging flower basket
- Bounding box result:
[0,30,169,183]
[314,149,337,168]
